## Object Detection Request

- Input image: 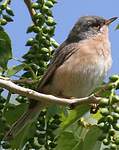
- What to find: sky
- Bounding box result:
[5,0,119,77]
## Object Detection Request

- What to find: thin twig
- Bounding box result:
[0,77,101,107]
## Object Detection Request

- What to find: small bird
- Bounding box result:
[5,16,117,140]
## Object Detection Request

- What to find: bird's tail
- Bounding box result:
[4,102,43,140]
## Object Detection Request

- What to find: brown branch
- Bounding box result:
[0,77,101,107]
[24,0,36,22]
[12,78,38,84]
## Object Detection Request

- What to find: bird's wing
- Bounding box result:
[4,42,78,140]
[37,41,77,91]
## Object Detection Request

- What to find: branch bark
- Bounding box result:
[24,0,36,22]
[0,77,101,107]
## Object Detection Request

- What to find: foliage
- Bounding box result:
[0,0,118,150]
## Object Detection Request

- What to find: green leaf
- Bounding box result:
[56,123,88,150]
[4,103,37,149]
[0,67,4,74]
[83,126,102,150]
[55,131,80,150]
[0,104,28,143]
[4,103,28,124]
[0,28,12,69]
[6,64,26,77]
[10,122,36,149]
[56,123,102,150]
[46,104,62,120]
[60,104,89,131]
[0,116,7,134]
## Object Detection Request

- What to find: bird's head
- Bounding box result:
[67,16,118,42]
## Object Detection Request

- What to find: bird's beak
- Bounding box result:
[105,17,118,25]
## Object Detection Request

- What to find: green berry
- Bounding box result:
[103,123,110,133]
[103,138,110,145]
[46,17,56,26]
[109,129,115,136]
[99,98,109,107]
[2,141,11,149]
[51,38,59,48]
[110,143,117,150]
[0,4,6,10]
[41,47,49,53]
[25,38,34,46]
[6,6,14,16]
[0,18,7,25]
[48,27,55,36]
[45,9,52,16]
[109,75,119,82]
[31,3,39,9]
[32,26,41,33]
[2,14,13,22]
[115,137,119,145]
[42,26,48,33]
[100,108,109,116]
[112,95,119,103]
[42,5,49,12]
[27,25,34,33]
[49,142,57,148]
[113,123,119,131]
[37,13,44,20]
[106,115,113,123]
[114,106,119,113]
[113,113,119,119]
[98,117,105,124]
[37,0,45,4]
[45,1,54,8]
[38,137,45,145]
[98,135,106,141]
[49,0,57,4]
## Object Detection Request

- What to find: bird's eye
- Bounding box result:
[92,23,100,30]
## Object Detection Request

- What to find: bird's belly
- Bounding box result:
[48,55,111,98]
[56,68,103,98]
[64,66,104,98]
